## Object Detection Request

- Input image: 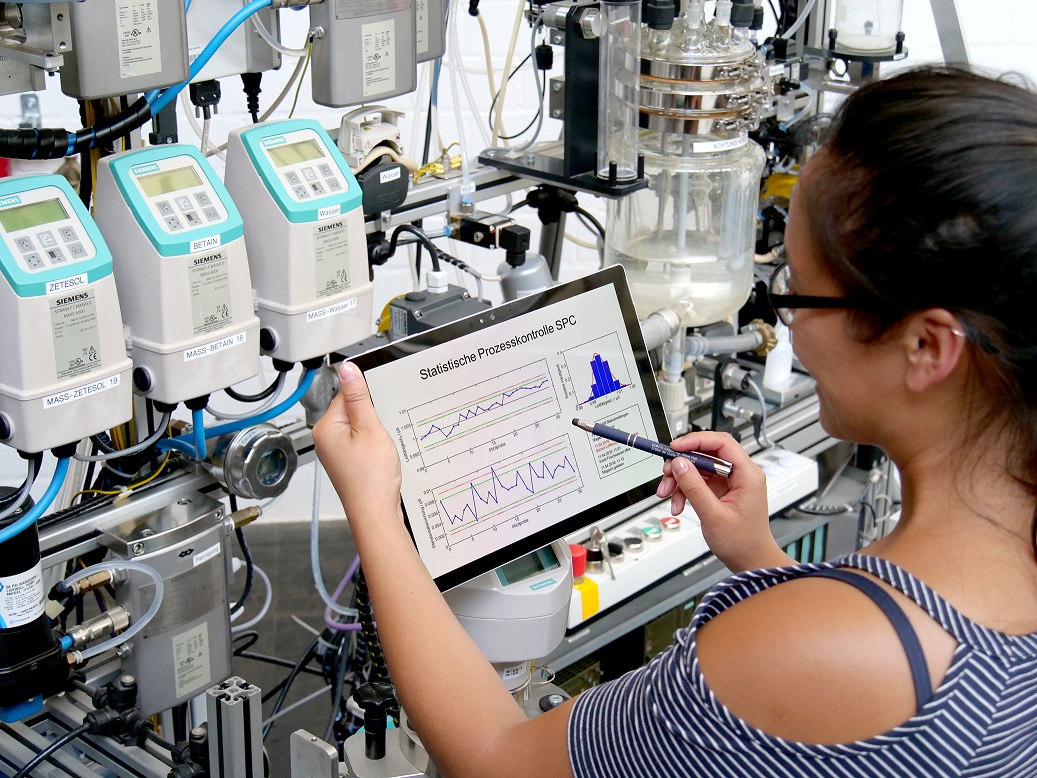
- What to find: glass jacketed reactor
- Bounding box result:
[605,0,768,326]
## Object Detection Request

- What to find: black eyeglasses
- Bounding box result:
[767,262,875,327]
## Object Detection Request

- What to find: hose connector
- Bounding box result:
[66,607,131,650]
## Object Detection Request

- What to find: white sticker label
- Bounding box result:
[43,373,121,409]
[317,205,342,220]
[769,63,785,78]
[116,0,162,79]
[50,289,102,381]
[46,274,88,296]
[188,252,233,335]
[500,663,526,680]
[379,167,402,184]
[362,20,396,98]
[692,136,749,154]
[306,297,358,323]
[0,563,45,629]
[172,622,211,697]
[193,543,221,567]
[190,235,221,253]
[313,220,351,299]
[184,331,246,362]
[415,0,429,54]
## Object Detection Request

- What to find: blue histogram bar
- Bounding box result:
[440,447,578,530]
[586,353,627,403]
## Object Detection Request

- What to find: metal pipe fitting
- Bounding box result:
[66,607,131,650]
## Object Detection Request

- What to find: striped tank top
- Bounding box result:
[568,554,1037,777]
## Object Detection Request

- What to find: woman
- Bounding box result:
[314,67,1037,777]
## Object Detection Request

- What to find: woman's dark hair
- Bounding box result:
[800,66,1037,549]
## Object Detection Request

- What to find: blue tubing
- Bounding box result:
[156,369,318,459]
[0,458,70,544]
[192,408,207,461]
[149,0,272,113]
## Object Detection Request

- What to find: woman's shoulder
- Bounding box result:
[693,557,960,744]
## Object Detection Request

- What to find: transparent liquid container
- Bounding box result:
[605,0,767,326]
[831,0,904,56]
[607,134,764,325]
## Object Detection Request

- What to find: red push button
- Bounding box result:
[661,516,681,532]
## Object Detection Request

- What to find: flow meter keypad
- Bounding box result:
[260,129,346,203]
[0,186,97,273]
[128,156,228,235]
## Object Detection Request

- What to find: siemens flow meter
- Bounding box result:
[95,145,260,406]
[0,175,133,453]
[225,119,374,363]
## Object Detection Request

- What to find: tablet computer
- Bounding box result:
[350,265,670,592]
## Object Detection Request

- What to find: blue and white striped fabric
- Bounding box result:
[568,554,1037,777]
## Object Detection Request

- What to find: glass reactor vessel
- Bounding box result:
[605,0,768,326]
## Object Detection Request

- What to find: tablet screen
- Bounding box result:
[351,266,670,591]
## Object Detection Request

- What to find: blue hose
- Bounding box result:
[192,408,207,461]
[156,369,318,459]
[0,458,70,545]
[149,0,273,113]
[204,369,317,439]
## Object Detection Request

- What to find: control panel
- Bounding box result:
[0,190,97,274]
[566,448,820,629]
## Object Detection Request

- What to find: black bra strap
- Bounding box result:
[805,568,933,711]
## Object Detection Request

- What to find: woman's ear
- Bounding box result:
[902,309,968,393]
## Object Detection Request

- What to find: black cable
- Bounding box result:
[173,703,188,744]
[356,570,398,725]
[487,53,532,134]
[497,66,545,141]
[0,98,151,160]
[12,722,90,778]
[388,225,442,272]
[144,727,176,752]
[231,525,254,616]
[262,636,320,738]
[225,372,284,403]
[237,651,326,676]
[766,0,779,26]
[574,207,606,241]
[0,453,42,508]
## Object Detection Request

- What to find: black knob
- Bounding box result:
[353,682,397,760]
[644,0,675,30]
[133,367,153,393]
[260,327,277,353]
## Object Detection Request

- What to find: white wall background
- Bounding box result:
[0,0,1034,522]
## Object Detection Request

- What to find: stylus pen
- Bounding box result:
[572,419,733,477]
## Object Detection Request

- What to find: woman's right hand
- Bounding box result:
[656,431,793,572]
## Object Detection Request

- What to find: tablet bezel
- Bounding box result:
[349,265,672,592]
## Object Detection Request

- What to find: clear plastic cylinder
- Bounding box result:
[597,0,642,180]
[605,134,766,326]
[832,0,904,55]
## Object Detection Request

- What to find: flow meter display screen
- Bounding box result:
[0,198,69,233]
[267,139,324,168]
[137,166,203,197]
[496,546,560,586]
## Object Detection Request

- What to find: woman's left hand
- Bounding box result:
[313,361,404,530]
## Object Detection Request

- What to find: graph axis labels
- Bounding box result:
[402,359,562,469]
[424,435,585,549]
